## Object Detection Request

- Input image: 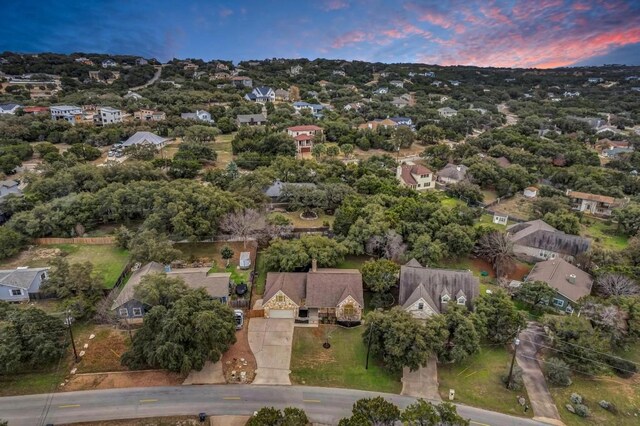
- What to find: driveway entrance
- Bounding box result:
[248,318,294,385]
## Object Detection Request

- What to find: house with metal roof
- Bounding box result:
[121,131,170,148]
[399,259,479,319]
[0,103,21,114]
[0,267,49,302]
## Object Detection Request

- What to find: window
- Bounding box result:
[457,297,467,305]
[441,295,450,303]
[10,289,21,296]
[343,304,355,317]
[552,298,565,308]
[550,253,557,259]
[41,273,46,280]
[565,305,574,314]
[132,308,143,317]
[276,294,285,303]
[119,308,129,317]
[418,302,424,310]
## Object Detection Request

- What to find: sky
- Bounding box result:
[1,0,640,69]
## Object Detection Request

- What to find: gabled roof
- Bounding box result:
[0,103,20,111]
[253,86,274,96]
[166,268,230,299]
[306,269,364,308]
[399,260,479,314]
[0,267,48,290]
[122,131,169,147]
[525,258,592,303]
[0,180,19,189]
[401,283,439,312]
[111,262,164,309]
[236,113,266,123]
[264,272,307,306]
[566,190,616,204]
[507,220,591,257]
[438,163,468,180]
[399,163,433,186]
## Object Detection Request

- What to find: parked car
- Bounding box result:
[234,309,244,330]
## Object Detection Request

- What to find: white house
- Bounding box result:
[492,213,509,226]
[50,105,83,124]
[122,131,170,149]
[290,65,303,75]
[0,103,21,114]
[181,110,214,123]
[287,125,323,155]
[135,58,148,66]
[389,80,404,88]
[438,107,458,118]
[396,162,435,191]
[94,107,123,126]
[244,86,275,103]
[102,59,117,68]
[123,91,143,100]
[373,87,389,95]
[523,187,538,198]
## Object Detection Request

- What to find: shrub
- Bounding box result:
[606,355,637,378]
[545,357,572,386]
[599,400,618,414]
[370,292,394,309]
[501,364,524,391]
[574,404,590,417]
[570,393,583,405]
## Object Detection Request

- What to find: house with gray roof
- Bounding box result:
[121,131,170,148]
[262,262,363,324]
[236,113,267,126]
[111,262,231,320]
[245,86,275,103]
[524,258,592,313]
[0,180,21,199]
[0,103,21,114]
[507,219,591,261]
[181,110,214,123]
[437,163,468,185]
[399,259,479,319]
[0,267,49,302]
[263,180,317,201]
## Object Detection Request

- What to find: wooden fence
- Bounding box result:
[247,309,264,318]
[34,237,116,245]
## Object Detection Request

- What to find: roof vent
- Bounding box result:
[567,274,576,284]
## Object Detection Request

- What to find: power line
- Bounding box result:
[518,353,636,381]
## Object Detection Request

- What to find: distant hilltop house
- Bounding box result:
[0,179,22,200]
[232,76,253,88]
[358,117,412,131]
[438,107,458,118]
[565,189,625,217]
[389,80,404,88]
[522,258,592,314]
[563,91,580,98]
[74,57,94,66]
[50,105,83,124]
[602,146,634,158]
[587,77,604,84]
[507,219,591,261]
[122,131,170,149]
[523,187,538,198]
[93,107,122,126]
[437,163,468,185]
[399,259,479,319]
[287,125,323,156]
[290,64,303,75]
[373,87,389,95]
[101,59,117,68]
[181,110,214,123]
[236,113,267,126]
[135,57,148,66]
[134,109,166,122]
[343,102,363,112]
[245,86,275,103]
[274,88,290,102]
[123,91,143,100]
[261,262,364,324]
[391,94,413,108]
[0,103,21,114]
[396,162,435,191]
[292,102,326,118]
[111,262,231,320]
[0,267,49,302]
[22,106,49,115]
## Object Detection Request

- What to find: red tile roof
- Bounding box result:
[294,134,313,141]
[399,163,432,186]
[23,106,49,113]
[288,125,323,132]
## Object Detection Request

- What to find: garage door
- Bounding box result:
[269,309,295,319]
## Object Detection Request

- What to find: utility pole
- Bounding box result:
[506,327,521,389]
[66,311,79,363]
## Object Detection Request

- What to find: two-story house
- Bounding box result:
[245,86,275,103]
[134,109,166,121]
[0,267,49,302]
[101,59,117,68]
[399,259,479,319]
[93,107,123,126]
[181,110,214,123]
[287,125,323,155]
[50,105,83,124]
[396,162,435,191]
[566,189,623,217]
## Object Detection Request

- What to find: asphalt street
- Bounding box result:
[0,385,549,426]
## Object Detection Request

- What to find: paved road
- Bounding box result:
[129,65,164,91]
[1,385,548,426]
[516,323,563,425]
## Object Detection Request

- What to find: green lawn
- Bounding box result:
[290,326,402,394]
[209,263,250,284]
[482,190,499,204]
[254,252,267,296]
[336,255,371,270]
[581,219,629,251]
[440,196,466,208]
[477,213,516,230]
[438,345,533,418]
[0,244,130,289]
[549,373,640,426]
[0,370,64,397]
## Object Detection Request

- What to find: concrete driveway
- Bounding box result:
[248,318,294,385]
[401,357,441,401]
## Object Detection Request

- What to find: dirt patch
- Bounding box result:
[222,318,257,384]
[509,262,532,281]
[490,194,534,221]
[60,416,208,426]
[77,327,130,374]
[0,246,62,268]
[63,370,184,392]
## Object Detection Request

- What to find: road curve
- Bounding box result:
[1,385,547,426]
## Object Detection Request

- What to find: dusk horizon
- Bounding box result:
[2,0,640,68]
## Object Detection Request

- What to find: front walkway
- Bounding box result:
[516,322,564,426]
[401,357,441,401]
[248,318,294,385]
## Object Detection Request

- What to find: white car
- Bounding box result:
[234,310,244,330]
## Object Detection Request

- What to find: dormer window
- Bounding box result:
[441,295,450,303]
[457,296,467,305]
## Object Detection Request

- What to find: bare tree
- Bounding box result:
[474,231,515,278]
[220,209,267,248]
[384,230,406,262]
[595,273,640,297]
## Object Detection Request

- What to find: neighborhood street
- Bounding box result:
[1,385,549,426]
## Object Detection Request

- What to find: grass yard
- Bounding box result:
[336,255,371,270]
[290,326,402,394]
[209,263,250,284]
[438,346,533,418]
[581,219,629,251]
[482,189,499,204]
[0,370,64,397]
[175,241,257,269]
[0,244,129,289]
[477,212,516,230]
[549,373,640,426]
[253,252,267,296]
[269,210,335,228]
[440,196,466,208]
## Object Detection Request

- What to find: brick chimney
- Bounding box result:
[311,258,317,272]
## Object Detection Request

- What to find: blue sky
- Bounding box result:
[1,0,639,68]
